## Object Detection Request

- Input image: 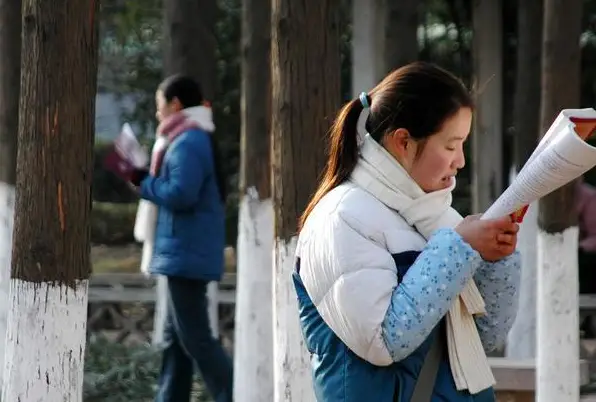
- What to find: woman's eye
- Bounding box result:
[446,147,456,151]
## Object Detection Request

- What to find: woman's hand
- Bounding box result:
[455,214,519,262]
[129,168,149,187]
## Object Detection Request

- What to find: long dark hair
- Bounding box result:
[299,61,473,230]
[159,74,227,203]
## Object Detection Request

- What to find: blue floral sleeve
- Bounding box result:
[473,251,522,352]
[381,228,483,362]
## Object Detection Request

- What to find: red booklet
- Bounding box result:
[102,123,149,182]
[103,147,137,182]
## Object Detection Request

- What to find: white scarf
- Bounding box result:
[350,134,494,394]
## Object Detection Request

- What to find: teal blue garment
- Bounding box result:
[140,128,225,281]
[293,229,506,401]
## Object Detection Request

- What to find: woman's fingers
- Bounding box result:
[496,233,515,245]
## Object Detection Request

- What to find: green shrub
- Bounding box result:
[91,202,138,245]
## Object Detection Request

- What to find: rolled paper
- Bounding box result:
[483,108,596,222]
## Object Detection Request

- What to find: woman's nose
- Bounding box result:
[454,149,465,169]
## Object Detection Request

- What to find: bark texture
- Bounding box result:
[271,0,342,240]
[12,0,99,284]
[163,0,217,100]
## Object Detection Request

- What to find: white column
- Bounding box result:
[537,226,580,402]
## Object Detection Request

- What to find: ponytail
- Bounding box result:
[298,96,366,231]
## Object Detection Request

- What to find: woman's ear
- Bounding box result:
[384,128,411,157]
[382,128,417,171]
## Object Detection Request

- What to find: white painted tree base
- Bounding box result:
[2,279,89,402]
[537,226,579,402]
[273,237,314,402]
[233,192,274,402]
[506,201,538,359]
[0,182,15,391]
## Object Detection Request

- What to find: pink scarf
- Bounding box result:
[150,112,199,175]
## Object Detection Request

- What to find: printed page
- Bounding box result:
[482,110,596,220]
[114,123,148,168]
[518,108,596,176]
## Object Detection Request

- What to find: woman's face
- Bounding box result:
[155,90,181,122]
[386,107,472,192]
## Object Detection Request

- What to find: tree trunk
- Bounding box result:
[160,0,219,343]
[0,0,21,390]
[380,0,418,74]
[505,0,543,360]
[471,0,503,213]
[445,0,473,84]
[1,0,99,400]
[271,1,341,400]
[234,0,273,400]
[351,0,418,97]
[513,1,542,173]
[163,0,217,100]
[537,0,582,400]
[500,0,516,191]
[0,0,19,188]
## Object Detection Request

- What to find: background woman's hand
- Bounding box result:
[455,215,519,261]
